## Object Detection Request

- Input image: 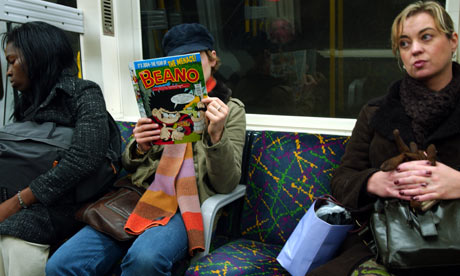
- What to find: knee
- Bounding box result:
[45,255,66,276]
[123,250,171,274]
[46,249,83,276]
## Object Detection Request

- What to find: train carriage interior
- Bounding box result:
[0,0,457,275]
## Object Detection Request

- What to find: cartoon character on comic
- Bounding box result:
[190,102,206,134]
[151,108,193,143]
[148,88,206,144]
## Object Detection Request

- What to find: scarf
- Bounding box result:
[400,63,460,145]
[206,76,217,92]
[207,76,232,103]
[124,143,204,255]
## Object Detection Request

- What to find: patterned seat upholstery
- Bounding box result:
[186,131,349,275]
[115,121,136,153]
[114,121,136,179]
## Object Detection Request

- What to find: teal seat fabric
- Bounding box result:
[187,131,349,275]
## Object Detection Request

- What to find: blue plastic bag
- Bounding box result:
[277,200,353,276]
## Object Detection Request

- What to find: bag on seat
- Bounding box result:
[277,196,353,276]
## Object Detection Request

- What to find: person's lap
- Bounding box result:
[0,235,49,276]
[46,213,188,276]
[46,224,125,276]
[121,213,188,275]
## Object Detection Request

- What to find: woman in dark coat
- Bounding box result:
[0,22,112,276]
[309,1,460,275]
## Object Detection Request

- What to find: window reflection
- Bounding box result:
[139,0,446,118]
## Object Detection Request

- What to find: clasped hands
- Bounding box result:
[367,129,460,211]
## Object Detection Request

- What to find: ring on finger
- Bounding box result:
[216,104,222,112]
[422,179,432,187]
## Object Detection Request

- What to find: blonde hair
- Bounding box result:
[391,1,455,58]
[205,50,221,75]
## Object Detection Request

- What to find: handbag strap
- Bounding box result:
[418,211,438,237]
[401,201,439,238]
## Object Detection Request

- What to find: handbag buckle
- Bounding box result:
[355,222,377,254]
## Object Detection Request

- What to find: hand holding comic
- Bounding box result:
[202,97,228,144]
[133,117,161,152]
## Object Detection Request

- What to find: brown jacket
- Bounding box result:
[309,79,460,275]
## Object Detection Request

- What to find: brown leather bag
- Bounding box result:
[75,177,145,241]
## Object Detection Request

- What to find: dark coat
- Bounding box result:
[0,74,110,244]
[309,79,460,275]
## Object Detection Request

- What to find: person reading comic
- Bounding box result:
[47,23,246,276]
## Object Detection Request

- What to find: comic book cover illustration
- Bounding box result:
[129,52,207,144]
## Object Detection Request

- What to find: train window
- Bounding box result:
[43,0,76,8]
[42,1,81,77]
[139,0,446,119]
[0,1,82,125]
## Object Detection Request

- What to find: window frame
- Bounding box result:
[77,0,460,136]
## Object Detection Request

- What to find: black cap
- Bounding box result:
[162,23,214,56]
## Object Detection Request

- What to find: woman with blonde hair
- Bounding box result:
[310,1,460,275]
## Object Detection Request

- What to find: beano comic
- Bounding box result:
[129,52,207,144]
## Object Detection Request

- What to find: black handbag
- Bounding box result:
[370,198,460,269]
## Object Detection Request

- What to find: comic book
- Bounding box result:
[129,52,207,144]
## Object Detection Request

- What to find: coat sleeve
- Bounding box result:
[121,139,163,187]
[30,82,109,205]
[331,105,379,209]
[200,99,246,194]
